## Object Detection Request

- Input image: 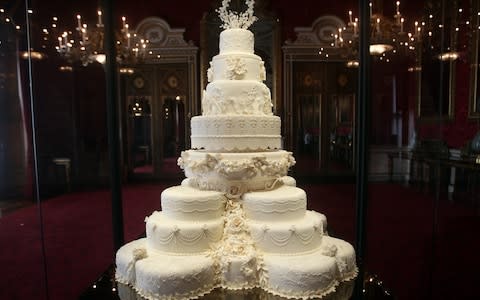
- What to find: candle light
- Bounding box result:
[369,2,373,16]
[81,25,87,43]
[63,31,68,45]
[353,21,358,36]
[400,17,404,33]
[76,15,81,30]
[58,36,63,48]
[122,16,126,29]
[97,11,103,27]
[127,33,131,48]
[348,11,353,24]
[376,18,381,34]
[396,1,400,15]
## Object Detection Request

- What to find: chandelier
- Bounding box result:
[336,1,420,60]
[55,11,148,66]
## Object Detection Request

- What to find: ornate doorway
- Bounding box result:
[122,18,198,179]
[283,16,357,177]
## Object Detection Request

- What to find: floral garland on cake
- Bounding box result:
[208,199,261,289]
[178,153,296,181]
[217,0,258,29]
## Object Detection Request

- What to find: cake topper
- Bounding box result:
[217,0,258,30]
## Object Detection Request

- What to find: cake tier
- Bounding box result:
[116,238,147,285]
[202,81,272,116]
[190,115,281,152]
[116,238,217,300]
[260,236,358,299]
[242,185,307,222]
[145,211,223,254]
[178,150,295,196]
[208,53,265,81]
[219,28,254,54]
[219,255,259,290]
[161,185,226,221]
[248,211,326,254]
[320,236,358,280]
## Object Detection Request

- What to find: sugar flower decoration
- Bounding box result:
[217,0,258,29]
[225,57,247,79]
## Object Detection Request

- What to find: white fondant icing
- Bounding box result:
[178,150,295,197]
[203,81,273,116]
[179,150,295,181]
[134,252,217,300]
[210,53,265,81]
[190,115,281,152]
[321,236,359,281]
[248,211,326,254]
[116,238,148,285]
[242,186,307,222]
[261,252,340,299]
[116,20,357,300]
[161,186,226,221]
[210,199,259,290]
[219,28,254,54]
[145,211,223,254]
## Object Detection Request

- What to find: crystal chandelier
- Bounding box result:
[55,11,148,66]
[337,1,420,60]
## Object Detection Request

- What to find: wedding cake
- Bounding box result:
[115,1,357,299]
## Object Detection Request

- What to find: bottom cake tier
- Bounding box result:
[116,238,217,300]
[115,236,357,300]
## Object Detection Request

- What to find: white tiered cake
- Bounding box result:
[115,1,357,299]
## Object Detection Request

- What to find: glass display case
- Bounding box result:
[0,0,478,299]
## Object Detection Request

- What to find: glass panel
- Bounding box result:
[4,1,479,299]
[0,2,48,299]
[367,0,480,299]
[129,96,153,175]
[2,1,116,299]
[288,62,357,177]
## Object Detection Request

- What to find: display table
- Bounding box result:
[79,265,393,300]
[409,155,480,203]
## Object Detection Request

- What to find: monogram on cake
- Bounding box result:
[115,1,358,299]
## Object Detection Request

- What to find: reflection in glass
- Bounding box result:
[417,0,457,120]
[469,0,480,118]
[129,97,152,174]
[162,97,185,159]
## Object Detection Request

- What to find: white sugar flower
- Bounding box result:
[259,62,266,81]
[216,0,258,30]
[225,57,247,79]
[207,62,214,82]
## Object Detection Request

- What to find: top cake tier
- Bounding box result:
[219,28,254,54]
